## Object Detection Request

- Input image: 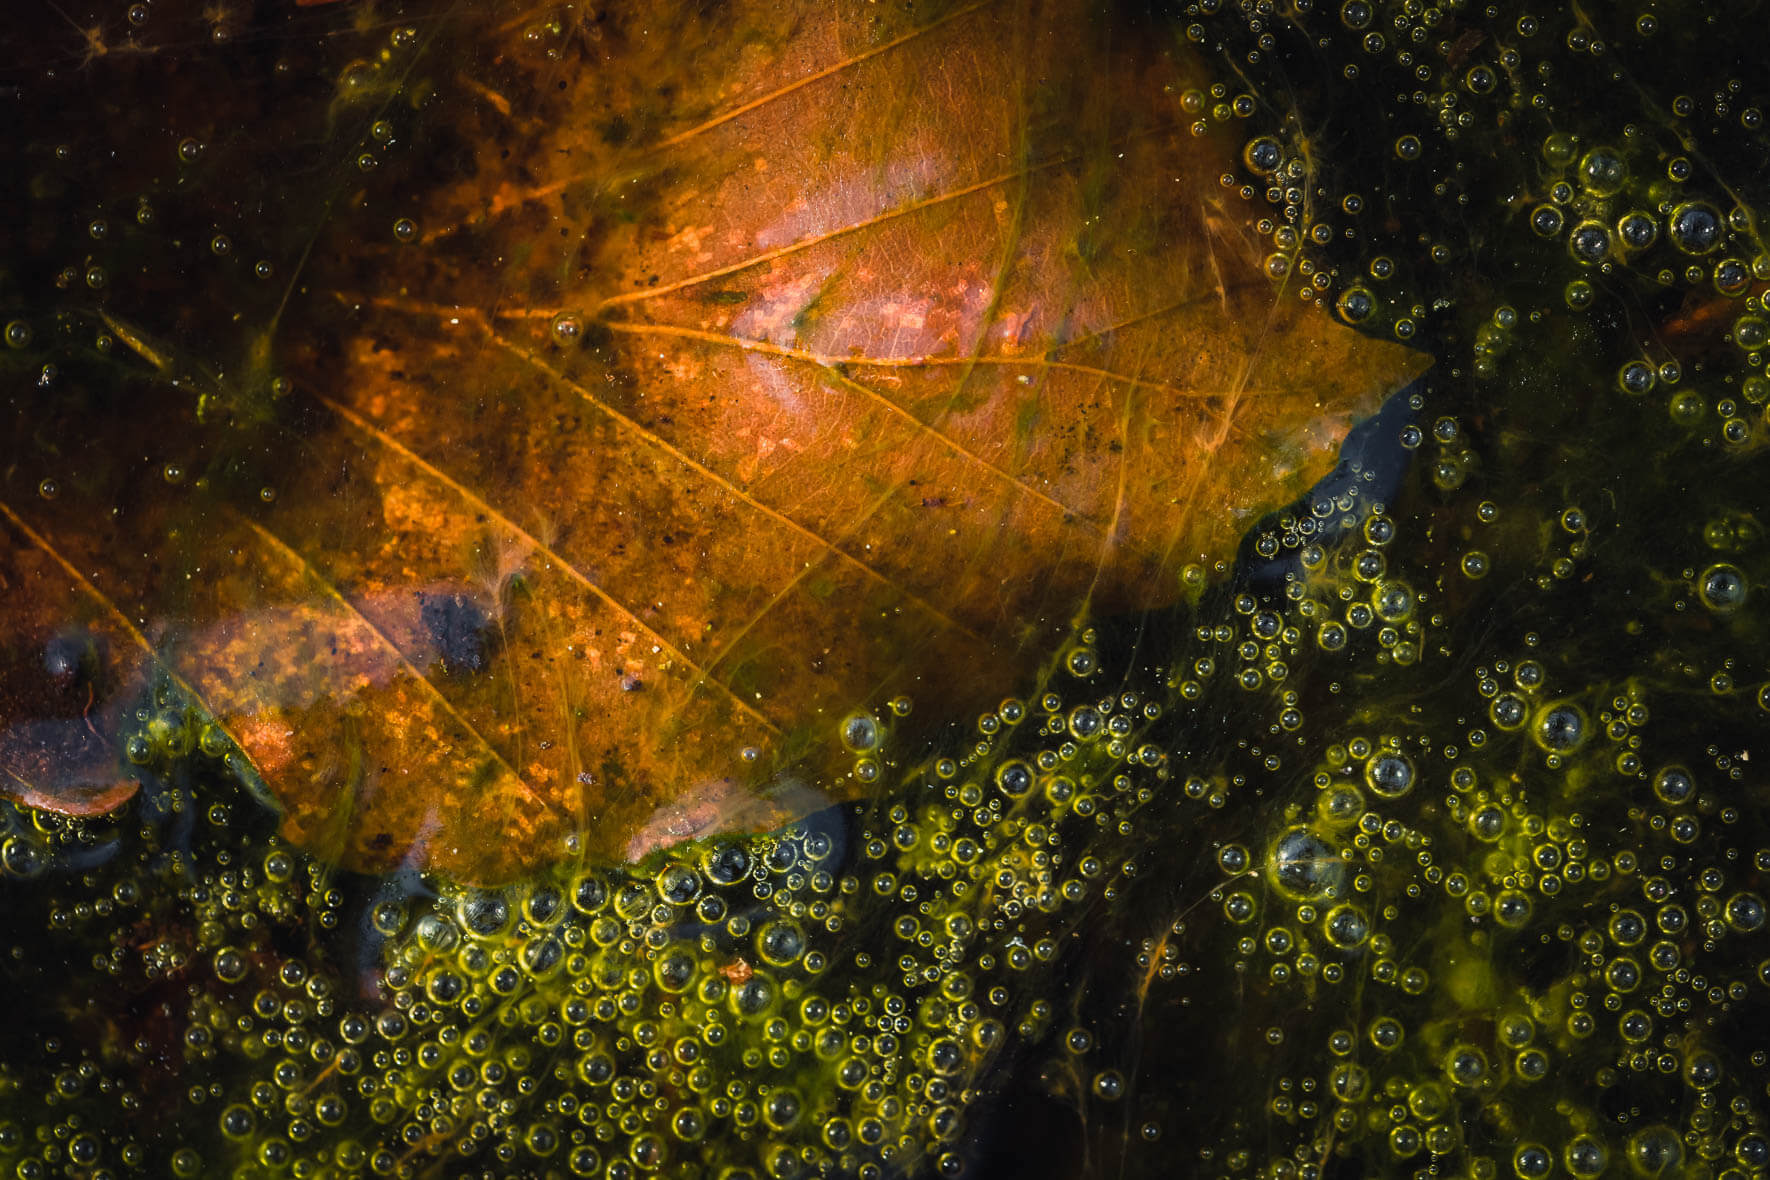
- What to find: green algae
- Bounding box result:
[4,1,1770,1179]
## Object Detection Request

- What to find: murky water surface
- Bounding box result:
[3,3,1769,1179]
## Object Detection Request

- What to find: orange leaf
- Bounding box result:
[0,0,1424,881]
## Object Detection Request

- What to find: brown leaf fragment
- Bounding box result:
[0,768,140,819]
[0,509,147,818]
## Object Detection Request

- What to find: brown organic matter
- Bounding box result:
[0,0,1423,881]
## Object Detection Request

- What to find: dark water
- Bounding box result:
[4,2,1770,1179]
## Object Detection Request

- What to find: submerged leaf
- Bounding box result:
[0,0,1422,879]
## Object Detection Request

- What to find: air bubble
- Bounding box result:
[1243,136,1282,174]
[1364,752,1415,798]
[1618,360,1656,395]
[1578,148,1627,196]
[1568,221,1610,263]
[1336,287,1375,323]
[551,313,584,345]
[1699,563,1748,612]
[1531,205,1565,237]
[1269,827,1346,898]
[1323,903,1370,948]
[1091,1070,1126,1100]
[1533,704,1586,752]
[1671,201,1723,253]
[841,713,880,751]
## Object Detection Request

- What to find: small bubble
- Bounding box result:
[1340,0,1373,28]
[1579,148,1627,196]
[1243,136,1282,174]
[1618,360,1656,395]
[1541,132,1577,166]
[1617,210,1658,250]
[1336,287,1375,323]
[1534,703,1586,752]
[337,60,378,96]
[1364,752,1415,798]
[1625,1126,1683,1177]
[840,713,880,751]
[551,313,584,346]
[1324,903,1370,948]
[1270,827,1345,898]
[1490,694,1526,729]
[1515,1144,1554,1178]
[1568,221,1611,263]
[1699,564,1748,613]
[1091,1069,1126,1101]
[1671,201,1723,253]
[1668,389,1705,424]
[1445,1043,1489,1084]
[996,760,1034,798]
[1716,259,1753,296]
[1727,893,1767,933]
[1652,766,1695,805]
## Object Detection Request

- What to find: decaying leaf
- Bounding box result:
[0,0,1424,880]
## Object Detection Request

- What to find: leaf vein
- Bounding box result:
[308,390,784,737]
[233,512,559,822]
[654,0,1000,150]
